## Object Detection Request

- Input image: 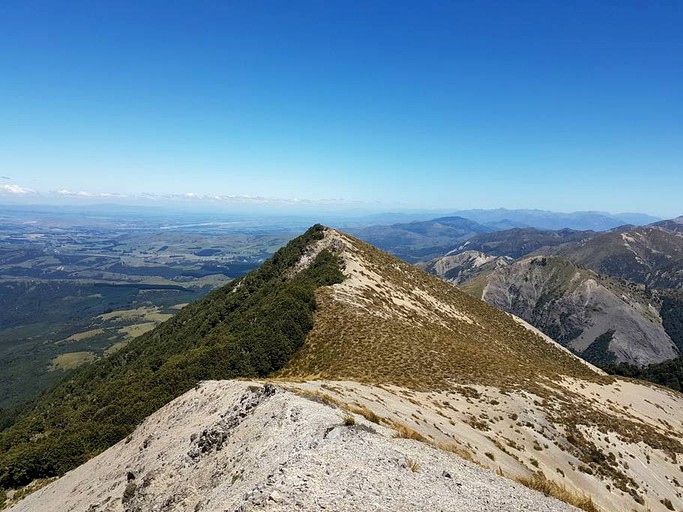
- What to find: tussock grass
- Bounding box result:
[389,417,599,512]
[433,442,474,463]
[515,473,600,512]
[341,413,355,426]
[661,498,675,510]
[289,388,340,408]
[389,420,474,463]
[389,421,428,442]
[348,404,382,424]
[292,388,383,425]
[280,232,606,394]
[405,458,421,472]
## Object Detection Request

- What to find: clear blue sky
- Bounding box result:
[1,1,681,216]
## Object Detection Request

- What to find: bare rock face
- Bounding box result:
[416,250,511,285]
[476,256,678,365]
[422,223,683,365]
[7,381,577,512]
[187,384,277,462]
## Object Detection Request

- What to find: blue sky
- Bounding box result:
[1,1,681,216]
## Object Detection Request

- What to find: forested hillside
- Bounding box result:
[0,225,344,490]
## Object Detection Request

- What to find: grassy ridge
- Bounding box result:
[281,234,602,391]
[0,224,344,490]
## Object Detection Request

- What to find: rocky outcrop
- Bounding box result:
[416,250,510,285]
[7,381,578,512]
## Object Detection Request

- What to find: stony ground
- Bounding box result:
[8,380,577,512]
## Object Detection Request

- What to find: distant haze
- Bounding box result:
[0,202,666,234]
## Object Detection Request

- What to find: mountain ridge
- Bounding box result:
[2,226,682,512]
[6,380,583,512]
[449,209,661,231]
[459,255,678,365]
[540,225,683,290]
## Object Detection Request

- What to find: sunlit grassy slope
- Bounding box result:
[280,230,601,391]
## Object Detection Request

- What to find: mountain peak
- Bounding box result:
[281,227,602,389]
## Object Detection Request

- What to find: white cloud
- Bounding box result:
[0,184,36,195]
[56,189,93,197]
[97,192,129,198]
[2,186,370,210]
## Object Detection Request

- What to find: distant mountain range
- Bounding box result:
[422,218,683,367]
[451,227,595,259]
[347,209,662,263]
[347,216,493,262]
[542,223,683,290]
[449,208,661,231]
[652,215,683,233]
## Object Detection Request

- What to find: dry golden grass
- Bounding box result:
[433,441,474,462]
[515,473,600,512]
[341,413,355,426]
[388,420,428,442]
[98,307,173,323]
[661,497,675,510]
[286,388,341,408]
[104,340,129,355]
[292,388,384,425]
[118,322,157,338]
[405,458,421,472]
[279,231,603,393]
[64,328,105,342]
[288,387,479,467]
[347,404,382,424]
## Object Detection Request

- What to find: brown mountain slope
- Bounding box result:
[542,225,683,290]
[447,227,595,259]
[652,216,683,234]
[457,256,678,365]
[280,231,600,390]
[420,223,683,365]
[278,228,683,512]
